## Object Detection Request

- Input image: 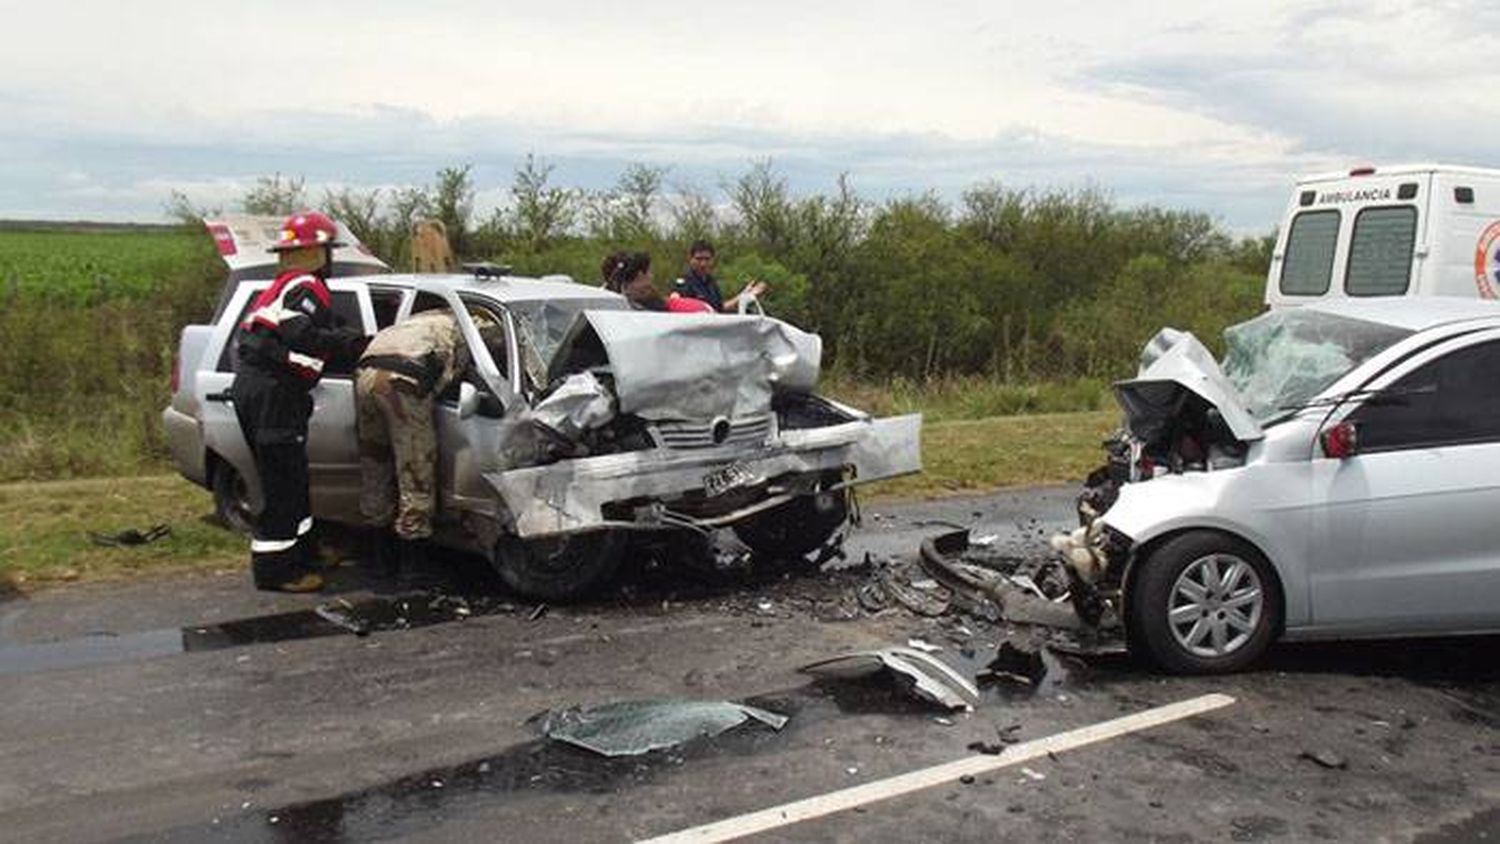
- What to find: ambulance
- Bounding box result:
[1265,164,1500,308]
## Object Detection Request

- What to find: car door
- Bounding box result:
[432,295,533,538]
[1308,332,1500,634]
[304,282,377,523]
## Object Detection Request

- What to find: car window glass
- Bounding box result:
[412,291,447,314]
[370,288,404,329]
[1351,340,1500,451]
[217,289,363,376]
[1345,206,1417,296]
[1280,210,1340,296]
[439,302,510,404]
[218,294,260,372]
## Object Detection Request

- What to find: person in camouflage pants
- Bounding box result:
[355,308,482,582]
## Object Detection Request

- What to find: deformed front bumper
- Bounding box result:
[487,414,922,538]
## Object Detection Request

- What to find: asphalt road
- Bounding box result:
[1,486,1498,843]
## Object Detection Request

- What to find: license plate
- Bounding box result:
[703,461,761,498]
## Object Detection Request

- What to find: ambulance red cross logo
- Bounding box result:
[1476,220,1500,299]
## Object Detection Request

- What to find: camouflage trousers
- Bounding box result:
[355,367,438,539]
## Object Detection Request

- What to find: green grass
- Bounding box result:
[0,475,243,589]
[0,228,209,302]
[824,375,1112,422]
[0,410,1122,590]
[866,410,1118,499]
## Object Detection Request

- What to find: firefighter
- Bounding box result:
[231,211,367,592]
[355,308,500,583]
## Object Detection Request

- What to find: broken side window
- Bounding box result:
[1279,209,1340,296]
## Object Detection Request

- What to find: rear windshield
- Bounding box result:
[1345,206,1417,296]
[1279,210,1340,296]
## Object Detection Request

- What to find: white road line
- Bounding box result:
[638,692,1236,844]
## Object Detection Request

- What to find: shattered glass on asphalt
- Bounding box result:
[1221,308,1413,423]
[534,699,788,756]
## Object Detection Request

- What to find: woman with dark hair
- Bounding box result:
[609,251,667,311]
[600,250,629,292]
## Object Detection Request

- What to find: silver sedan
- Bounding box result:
[1073,298,1500,673]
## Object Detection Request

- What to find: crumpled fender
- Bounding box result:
[487,414,922,538]
[1100,469,1312,626]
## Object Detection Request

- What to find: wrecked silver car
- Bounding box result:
[1065,298,1500,673]
[164,263,921,599]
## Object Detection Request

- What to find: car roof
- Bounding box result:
[365,272,622,304]
[1298,297,1500,333]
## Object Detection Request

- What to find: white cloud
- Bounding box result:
[0,0,1490,226]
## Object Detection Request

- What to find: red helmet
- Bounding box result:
[268,211,343,252]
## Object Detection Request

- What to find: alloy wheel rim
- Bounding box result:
[1168,553,1264,658]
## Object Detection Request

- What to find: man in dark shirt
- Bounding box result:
[675,239,767,313]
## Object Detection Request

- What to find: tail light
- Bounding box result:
[1320,421,1359,458]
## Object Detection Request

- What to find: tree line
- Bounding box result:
[170,157,1274,381]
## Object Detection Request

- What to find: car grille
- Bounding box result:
[652,415,774,450]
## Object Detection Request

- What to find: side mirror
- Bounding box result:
[1320,421,1360,459]
[458,382,480,420]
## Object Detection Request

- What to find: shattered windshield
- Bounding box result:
[1221,309,1413,423]
[509,297,628,365]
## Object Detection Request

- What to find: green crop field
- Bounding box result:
[0,228,212,302]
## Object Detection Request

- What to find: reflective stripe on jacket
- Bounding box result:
[237,271,337,383]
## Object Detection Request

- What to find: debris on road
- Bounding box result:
[906,638,942,653]
[87,523,171,547]
[533,699,788,757]
[800,645,981,711]
[1300,749,1349,770]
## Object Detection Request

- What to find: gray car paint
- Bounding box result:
[1100,298,1500,640]
[165,272,923,558]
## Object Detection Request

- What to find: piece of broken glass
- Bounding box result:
[534,699,788,757]
[800,646,980,711]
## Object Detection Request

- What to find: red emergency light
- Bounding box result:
[207,223,237,256]
[1348,166,1377,177]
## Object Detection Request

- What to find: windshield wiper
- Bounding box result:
[1278,383,1435,412]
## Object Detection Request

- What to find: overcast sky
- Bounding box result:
[1,0,1493,231]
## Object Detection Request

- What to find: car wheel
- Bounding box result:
[493,531,626,601]
[1127,531,1281,674]
[732,484,849,565]
[211,460,255,536]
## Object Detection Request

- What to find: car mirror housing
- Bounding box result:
[1320,421,1360,459]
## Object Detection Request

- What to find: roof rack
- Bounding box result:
[462,261,512,279]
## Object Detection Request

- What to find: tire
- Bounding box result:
[1126,531,1282,675]
[732,485,849,563]
[493,531,626,601]
[211,459,255,536]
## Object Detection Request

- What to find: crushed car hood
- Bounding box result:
[1114,328,1263,443]
[547,311,821,421]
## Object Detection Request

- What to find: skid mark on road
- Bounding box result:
[638,692,1237,844]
